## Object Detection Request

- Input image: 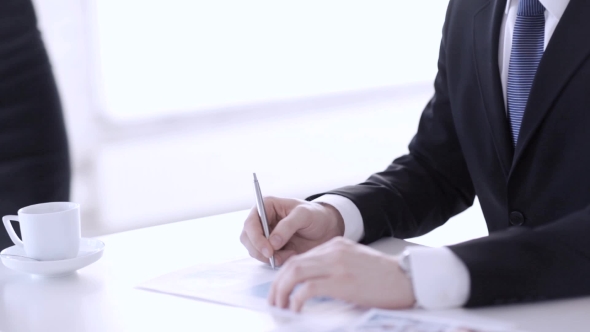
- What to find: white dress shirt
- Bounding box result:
[314,0,569,309]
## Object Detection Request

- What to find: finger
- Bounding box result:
[268,207,312,250]
[289,279,339,312]
[268,246,333,305]
[241,228,297,266]
[273,249,298,267]
[244,206,274,258]
[240,231,269,263]
[270,257,330,309]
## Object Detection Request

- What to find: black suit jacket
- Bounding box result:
[0,0,71,249]
[311,0,590,306]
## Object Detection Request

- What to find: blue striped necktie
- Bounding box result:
[507,0,545,146]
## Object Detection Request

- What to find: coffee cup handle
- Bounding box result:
[2,215,24,248]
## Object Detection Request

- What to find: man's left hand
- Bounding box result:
[268,237,416,312]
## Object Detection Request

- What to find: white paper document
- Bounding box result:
[274,309,517,332]
[139,258,352,314]
[141,258,516,332]
[342,309,517,332]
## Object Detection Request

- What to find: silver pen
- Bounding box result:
[253,173,275,269]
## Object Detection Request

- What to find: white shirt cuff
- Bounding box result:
[406,246,470,309]
[312,194,364,242]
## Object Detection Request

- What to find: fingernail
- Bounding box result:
[270,235,282,248]
[262,247,271,258]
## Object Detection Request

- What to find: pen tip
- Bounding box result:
[253,173,257,181]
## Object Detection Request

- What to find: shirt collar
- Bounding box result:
[504,0,569,20]
[541,0,569,19]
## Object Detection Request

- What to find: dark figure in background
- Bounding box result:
[0,0,70,249]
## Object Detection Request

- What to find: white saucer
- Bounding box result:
[0,238,104,277]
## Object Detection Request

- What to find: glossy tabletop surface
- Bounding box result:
[1,210,589,332]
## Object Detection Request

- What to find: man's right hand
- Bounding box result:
[240,196,345,267]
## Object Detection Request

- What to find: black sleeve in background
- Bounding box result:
[0,0,71,250]
[308,7,475,243]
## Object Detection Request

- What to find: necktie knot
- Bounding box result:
[517,0,545,17]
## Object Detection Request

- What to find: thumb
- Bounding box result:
[268,207,311,250]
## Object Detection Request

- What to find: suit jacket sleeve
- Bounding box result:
[308,10,476,243]
[449,207,590,306]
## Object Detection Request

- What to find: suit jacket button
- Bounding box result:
[509,211,525,226]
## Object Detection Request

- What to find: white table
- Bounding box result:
[1,210,589,332]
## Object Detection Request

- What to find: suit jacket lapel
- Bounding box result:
[473,0,513,177]
[512,0,590,170]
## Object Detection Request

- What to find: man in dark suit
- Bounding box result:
[0,0,71,249]
[241,0,590,311]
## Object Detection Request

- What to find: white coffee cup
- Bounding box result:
[2,202,81,261]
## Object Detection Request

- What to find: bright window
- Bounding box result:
[94,1,448,122]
